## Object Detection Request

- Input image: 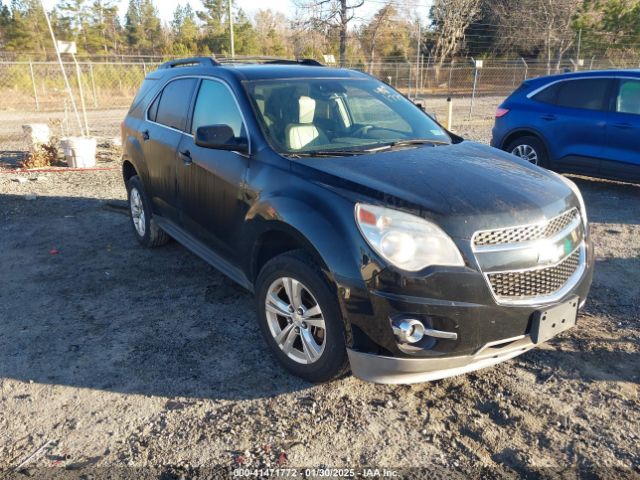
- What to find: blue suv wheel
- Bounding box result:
[506,135,549,168]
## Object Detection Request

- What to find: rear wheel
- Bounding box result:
[506,135,549,168]
[126,175,169,247]
[255,250,348,383]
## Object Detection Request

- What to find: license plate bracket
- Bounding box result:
[531,296,579,344]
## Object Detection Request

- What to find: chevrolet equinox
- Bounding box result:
[121,57,594,384]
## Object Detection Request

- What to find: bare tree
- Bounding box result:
[491,0,581,74]
[294,0,364,66]
[431,0,483,65]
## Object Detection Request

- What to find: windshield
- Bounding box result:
[244,78,450,155]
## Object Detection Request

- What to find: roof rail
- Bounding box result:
[266,58,324,66]
[159,57,220,69]
[215,56,324,66]
[158,56,325,70]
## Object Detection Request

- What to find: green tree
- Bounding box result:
[232,8,257,55]
[57,0,91,49]
[4,0,50,57]
[575,0,640,63]
[124,0,142,52]
[171,3,199,54]
[84,0,122,54]
[0,1,12,50]
[197,0,255,56]
[138,0,163,53]
[124,0,163,55]
[198,0,228,55]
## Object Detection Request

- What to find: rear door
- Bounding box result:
[143,77,197,222]
[176,78,250,263]
[603,78,640,180]
[531,78,613,174]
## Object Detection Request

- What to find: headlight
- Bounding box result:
[555,174,588,226]
[355,203,464,271]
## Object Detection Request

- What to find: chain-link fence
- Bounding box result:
[1,58,638,133]
[0,61,161,112]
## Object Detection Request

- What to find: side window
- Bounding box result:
[533,83,561,104]
[555,79,611,111]
[191,79,244,137]
[616,79,640,115]
[147,93,161,122]
[154,78,197,131]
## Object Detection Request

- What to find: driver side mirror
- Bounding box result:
[195,124,248,153]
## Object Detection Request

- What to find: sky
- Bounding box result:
[42,0,432,25]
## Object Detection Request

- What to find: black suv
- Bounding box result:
[121,57,594,384]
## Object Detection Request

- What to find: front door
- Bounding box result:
[176,78,250,264]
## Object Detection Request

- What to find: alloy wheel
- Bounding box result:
[511,144,539,165]
[130,187,146,237]
[265,277,326,364]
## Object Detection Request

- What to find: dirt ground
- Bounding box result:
[0,102,638,478]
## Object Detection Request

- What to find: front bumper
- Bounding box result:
[348,335,534,384]
[341,234,594,384]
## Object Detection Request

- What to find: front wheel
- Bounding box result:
[506,136,549,168]
[255,250,348,383]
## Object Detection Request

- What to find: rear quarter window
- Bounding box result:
[532,83,561,104]
[128,78,159,116]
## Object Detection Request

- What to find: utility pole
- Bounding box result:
[228,0,235,59]
[576,29,582,70]
[415,20,421,97]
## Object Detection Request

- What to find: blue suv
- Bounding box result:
[492,70,640,183]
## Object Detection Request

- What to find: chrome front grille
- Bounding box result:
[472,208,586,305]
[487,249,581,298]
[473,209,579,246]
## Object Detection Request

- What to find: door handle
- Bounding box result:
[179,149,192,165]
[540,114,557,121]
[613,122,632,129]
[142,129,150,141]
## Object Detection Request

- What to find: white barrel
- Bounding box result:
[60,137,97,168]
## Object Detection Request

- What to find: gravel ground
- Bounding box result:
[0,102,638,478]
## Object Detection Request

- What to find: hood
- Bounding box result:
[290,141,577,239]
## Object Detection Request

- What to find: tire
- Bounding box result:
[506,135,549,168]
[255,250,349,383]
[125,175,169,248]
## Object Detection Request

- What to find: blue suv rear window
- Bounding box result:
[534,78,611,111]
[533,83,561,104]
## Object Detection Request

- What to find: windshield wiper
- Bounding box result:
[285,149,366,158]
[284,139,450,158]
[368,139,450,152]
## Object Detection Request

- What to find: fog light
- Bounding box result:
[392,318,425,344]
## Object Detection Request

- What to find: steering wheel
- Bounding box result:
[352,125,407,138]
[351,125,374,137]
